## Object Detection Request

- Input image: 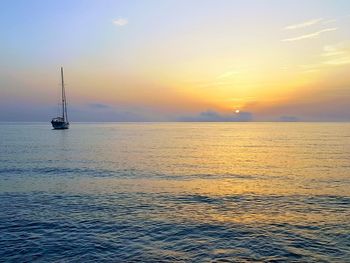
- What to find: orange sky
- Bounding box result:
[1,0,350,121]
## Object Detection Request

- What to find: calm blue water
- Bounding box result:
[0,123,349,262]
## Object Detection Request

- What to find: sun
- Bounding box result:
[235,109,240,113]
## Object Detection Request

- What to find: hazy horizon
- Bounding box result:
[1,0,350,122]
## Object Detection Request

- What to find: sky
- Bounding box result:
[1,0,350,121]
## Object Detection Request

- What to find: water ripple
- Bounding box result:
[1,123,350,262]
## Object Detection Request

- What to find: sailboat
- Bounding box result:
[51,67,69,129]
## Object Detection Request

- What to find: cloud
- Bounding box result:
[113,18,128,26]
[324,57,350,66]
[282,28,337,42]
[322,19,337,25]
[88,103,111,109]
[70,105,149,122]
[284,18,323,30]
[217,70,240,79]
[298,42,350,72]
[299,63,323,73]
[322,42,350,65]
[234,111,253,121]
[322,44,346,57]
[178,110,253,122]
[279,116,299,122]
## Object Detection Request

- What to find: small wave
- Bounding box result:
[0,167,264,182]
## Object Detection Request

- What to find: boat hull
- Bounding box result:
[51,120,69,129]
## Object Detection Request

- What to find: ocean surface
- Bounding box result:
[0,122,349,262]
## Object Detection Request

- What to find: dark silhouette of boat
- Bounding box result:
[51,67,69,129]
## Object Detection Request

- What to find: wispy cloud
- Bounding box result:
[322,42,350,65]
[282,28,337,42]
[88,103,111,109]
[322,19,337,25]
[324,57,350,66]
[300,42,350,71]
[284,18,323,30]
[322,44,346,57]
[113,18,128,26]
[217,70,240,79]
[299,63,323,73]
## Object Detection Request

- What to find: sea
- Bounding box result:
[0,122,349,262]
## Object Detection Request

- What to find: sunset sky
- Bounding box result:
[1,0,350,121]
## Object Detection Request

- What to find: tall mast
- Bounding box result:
[60,67,68,122]
[61,67,65,120]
